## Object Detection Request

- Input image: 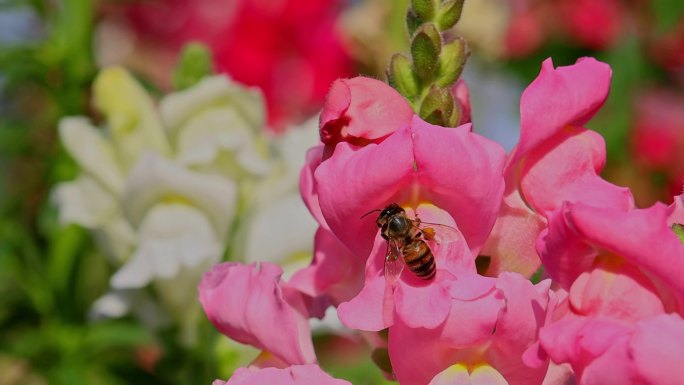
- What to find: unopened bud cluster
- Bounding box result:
[388,0,468,127]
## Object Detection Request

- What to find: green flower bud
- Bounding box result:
[419,85,454,126]
[436,0,465,31]
[410,0,437,22]
[388,53,420,100]
[411,23,442,82]
[436,37,468,88]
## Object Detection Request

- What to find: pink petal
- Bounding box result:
[299,145,326,227]
[394,270,453,329]
[486,274,553,385]
[568,265,665,321]
[336,236,394,331]
[223,365,351,385]
[390,275,502,385]
[519,127,633,214]
[544,202,684,312]
[481,188,546,277]
[315,126,415,258]
[319,77,413,146]
[288,227,364,305]
[630,314,684,385]
[412,116,506,254]
[452,80,472,125]
[198,263,315,365]
[668,193,684,226]
[509,57,611,168]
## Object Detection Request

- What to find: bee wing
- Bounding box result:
[416,221,461,243]
[384,239,405,284]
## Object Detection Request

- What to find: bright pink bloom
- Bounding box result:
[482,57,633,277]
[213,364,351,385]
[527,201,684,384]
[319,77,415,148]
[536,313,684,385]
[113,0,353,131]
[300,116,506,329]
[389,273,557,385]
[538,202,684,318]
[198,262,316,365]
[316,117,505,260]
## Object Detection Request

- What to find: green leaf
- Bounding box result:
[436,0,465,31]
[172,42,214,90]
[436,37,468,87]
[388,53,420,100]
[411,23,441,82]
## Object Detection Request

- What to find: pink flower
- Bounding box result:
[538,202,684,319]
[481,57,633,277]
[198,262,316,366]
[213,364,351,385]
[536,314,684,385]
[388,273,557,385]
[526,200,684,384]
[298,115,506,330]
[319,77,414,148]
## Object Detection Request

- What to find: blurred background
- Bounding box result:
[1,0,683,384]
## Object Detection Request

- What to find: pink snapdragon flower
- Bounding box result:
[199,262,316,366]
[538,202,684,316]
[481,57,633,277]
[526,201,684,384]
[213,364,351,385]
[389,273,558,385]
[296,114,506,330]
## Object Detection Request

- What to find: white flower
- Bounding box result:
[53,67,273,344]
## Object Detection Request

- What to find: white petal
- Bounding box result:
[93,67,171,169]
[52,176,119,228]
[244,194,317,272]
[160,75,265,138]
[175,107,272,176]
[92,215,137,264]
[111,203,222,289]
[122,153,237,240]
[58,117,125,194]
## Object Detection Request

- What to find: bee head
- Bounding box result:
[376,203,405,228]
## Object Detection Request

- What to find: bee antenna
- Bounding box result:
[360,209,381,219]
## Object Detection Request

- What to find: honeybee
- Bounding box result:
[363,203,459,282]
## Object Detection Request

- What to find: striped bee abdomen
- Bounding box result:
[402,240,436,280]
